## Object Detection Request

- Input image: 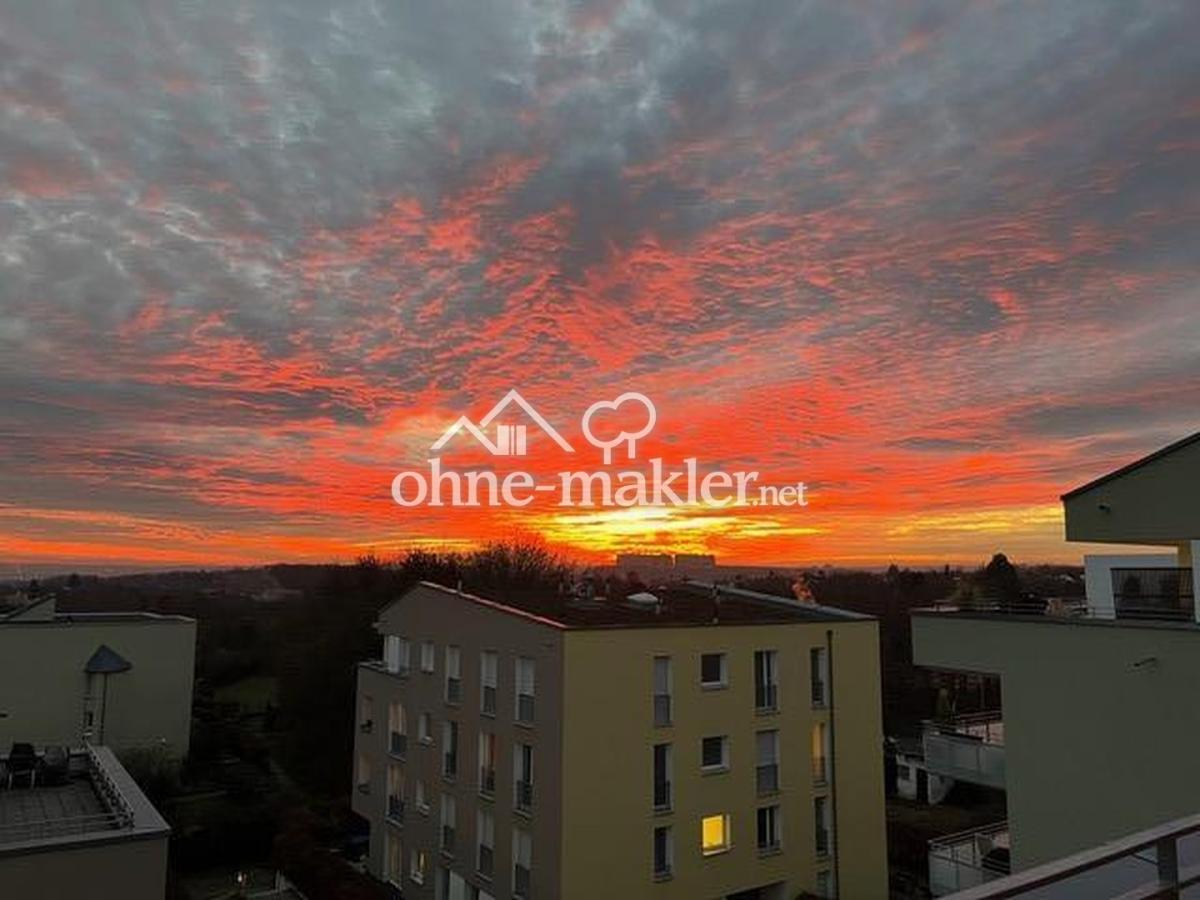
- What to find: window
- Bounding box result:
[415,778,429,814]
[757,804,781,853]
[754,650,778,711]
[385,831,403,886]
[653,743,672,811]
[410,848,426,884]
[756,730,780,794]
[515,657,535,724]
[701,735,729,772]
[653,656,672,726]
[441,794,457,853]
[442,720,459,777]
[812,721,829,784]
[700,653,727,688]
[387,765,404,821]
[385,635,410,675]
[389,702,407,757]
[514,742,534,812]
[512,828,532,898]
[701,814,731,856]
[356,754,371,793]
[481,651,498,716]
[421,641,436,673]
[446,646,462,704]
[359,695,373,732]
[479,732,497,796]
[477,809,495,877]
[653,825,673,878]
[811,646,829,707]
[815,796,832,857]
[419,712,433,744]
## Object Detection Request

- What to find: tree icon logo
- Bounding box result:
[580,392,657,464]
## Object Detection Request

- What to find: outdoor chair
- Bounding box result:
[6,742,37,788]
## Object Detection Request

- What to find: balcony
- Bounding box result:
[929,822,1010,897]
[515,779,533,813]
[922,713,1006,789]
[389,731,407,758]
[1112,567,1194,621]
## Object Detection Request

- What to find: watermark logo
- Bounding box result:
[392,390,807,509]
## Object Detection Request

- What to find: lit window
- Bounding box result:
[701,735,729,771]
[701,814,731,855]
[700,653,727,688]
[812,722,829,784]
[410,848,426,884]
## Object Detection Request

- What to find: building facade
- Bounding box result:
[0,596,196,756]
[353,580,888,900]
[913,431,1200,894]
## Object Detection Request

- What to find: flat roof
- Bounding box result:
[0,611,194,628]
[404,580,871,630]
[0,746,169,856]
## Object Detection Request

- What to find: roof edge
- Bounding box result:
[1061,430,1200,500]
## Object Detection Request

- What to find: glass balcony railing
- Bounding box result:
[1112,567,1194,621]
[929,821,1010,897]
[922,712,1006,789]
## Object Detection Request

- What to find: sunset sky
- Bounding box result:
[1,0,1198,573]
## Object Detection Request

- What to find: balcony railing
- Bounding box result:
[939,810,1200,899]
[514,863,531,898]
[517,692,535,724]
[756,762,779,794]
[446,677,462,704]
[923,713,1006,789]
[479,766,496,796]
[478,844,494,878]
[1112,567,1194,621]
[389,731,407,757]
[653,694,671,727]
[515,779,533,812]
[653,778,672,811]
[386,795,405,823]
[929,821,1010,897]
[756,682,779,711]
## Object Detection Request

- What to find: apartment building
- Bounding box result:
[353,580,888,900]
[0,744,170,900]
[0,595,196,756]
[912,431,1200,896]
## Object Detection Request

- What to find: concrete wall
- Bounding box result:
[0,834,168,900]
[355,584,565,900]
[914,612,1200,869]
[1063,437,1200,544]
[0,614,196,756]
[559,621,887,900]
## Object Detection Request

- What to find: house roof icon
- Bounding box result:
[431,389,574,456]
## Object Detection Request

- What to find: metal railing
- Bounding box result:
[482,685,497,716]
[938,810,1200,898]
[1112,568,1195,621]
[0,747,134,846]
[929,821,1010,897]
[757,762,779,795]
[653,694,671,727]
[479,766,496,796]
[756,682,779,712]
[446,678,462,704]
[515,779,533,812]
[514,863,531,898]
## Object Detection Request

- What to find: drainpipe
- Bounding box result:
[827,628,840,899]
